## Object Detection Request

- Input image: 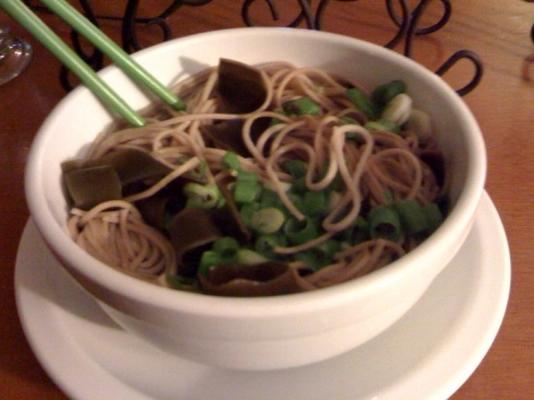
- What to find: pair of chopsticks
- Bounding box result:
[0,0,185,127]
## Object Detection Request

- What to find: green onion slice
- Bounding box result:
[291,177,308,193]
[188,159,207,180]
[183,183,222,209]
[393,199,428,235]
[284,217,319,245]
[282,159,307,179]
[365,119,401,134]
[371,80,406,110]
[346,87,378,120]
[368,206,402,241]
[240,203,260,227]
[255,234,287,258]
[165,274,198,292]
[302,190,328,216]
[234,179,261,203]
[260,189,285,211]
[222,151,240,171]
[283,97,321,116]
[294,251,326,271]
[236,249,268,265]
[212,237,240,259]
[317,239,341,258]
[250,207,285,234]
[423,202,443,233]
[198,250,221,276]
[352,216,370,243]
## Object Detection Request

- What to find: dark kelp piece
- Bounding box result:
[217,58,267,113]
[201,117,271,157]
[61,157,105,173]
[201,119,248,155]
[62,149,171,209]
[167,207,222,275]
[135,195,169,230]
[135,177,190,229]
[198,262,306,297]
[63,165,122,210]
[101,148,171,186]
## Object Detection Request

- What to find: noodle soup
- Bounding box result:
[62,58,447,297]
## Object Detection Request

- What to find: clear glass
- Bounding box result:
[0,26,32,85]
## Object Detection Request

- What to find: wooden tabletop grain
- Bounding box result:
[1,1,533,399]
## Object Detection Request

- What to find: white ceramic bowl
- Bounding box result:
[25,28,486,370]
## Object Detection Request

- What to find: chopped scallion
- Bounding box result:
[336,216,369,243]
[283,97,321,116]
[381,93,412,125]
[302,190,328,216]
[234,179,261,203]
[393,199,428,235]
[183,183,222,209]
[165,274,198,292]
[287,192,305,213]
[236,249,268,265]
[188,159,207,180]
[260,189,285,211]
[423,202,443,233]
[213,237,240,259]
[352,216,370,243]
[406,109,432,139]
[237,170,259,182]
[365,119,401,134]
[317,239,341,258]
[198,250,221,276]
[294,251,326,271]
[284,217,319,245]
[369,206,402,241]
[222,151,240,171]
[282,159,307,179]
[371,80,406,110]
[255,234,287,258]
[240,203,260,227]
[291,177,308,193]
[346,87,378,119]
[250,207,285,234]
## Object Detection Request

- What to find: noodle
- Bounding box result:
[68,201,175,279]
[63,60,445,295]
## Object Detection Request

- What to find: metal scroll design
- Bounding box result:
[58,0,103,90]
[242,0,483,96]
[25,0,215,90]
[27,0,483,95]
[121,0,213,53]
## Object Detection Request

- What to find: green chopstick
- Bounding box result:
[40,0,186,111]
[0,0,145,127]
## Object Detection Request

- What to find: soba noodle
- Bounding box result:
[63,59,446,296]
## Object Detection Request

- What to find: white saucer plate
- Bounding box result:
[15,192,510,400]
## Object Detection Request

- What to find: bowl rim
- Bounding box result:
[25,27,486,318]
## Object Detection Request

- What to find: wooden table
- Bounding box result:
[1,1,532,398]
